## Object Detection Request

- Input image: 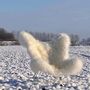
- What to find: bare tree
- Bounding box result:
[70,34,80,46]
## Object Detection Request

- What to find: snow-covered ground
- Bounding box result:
[0,46,90,90]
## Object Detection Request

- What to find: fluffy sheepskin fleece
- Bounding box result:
[49,33,71,67]
[17,31,83,76]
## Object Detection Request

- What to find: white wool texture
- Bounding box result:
[49,33,70,67]
[18,31,83,76]
[56,57,83,75]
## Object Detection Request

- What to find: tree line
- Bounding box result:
[0,28,15,41]
[0,28,89,46]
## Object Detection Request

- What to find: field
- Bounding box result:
[0,46,90,90]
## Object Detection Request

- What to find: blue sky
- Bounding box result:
[0,0,90,38]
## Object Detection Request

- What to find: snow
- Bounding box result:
[0,46,90,90]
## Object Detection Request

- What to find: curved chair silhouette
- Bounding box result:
[17,31,83,77]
